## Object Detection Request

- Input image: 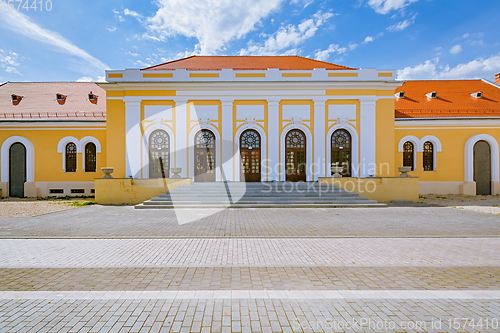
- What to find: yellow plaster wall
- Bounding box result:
[95,178,193,205]
[0,128,106,182]
[319,177,420,203]
[395,127,500,182]
[376,99,396,177]
[106,99,126,178]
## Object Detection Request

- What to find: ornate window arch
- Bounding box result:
[84,142,97,173]
[65,142,77,172]
[149,130,170,178]
[423,141,434,171]
[403,141,415,171]
[331,129,352,176]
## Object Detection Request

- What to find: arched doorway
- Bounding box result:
[331,129,351,177]
[474,140,491,195]
[9,143,26,197]
[240,129,261,182]
[285,129,306,182]
[149,130,170,178]
[194,129,216,182]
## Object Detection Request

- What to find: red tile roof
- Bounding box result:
[395,80,500,118]
[0,82,106,120]
[143,55,355,71]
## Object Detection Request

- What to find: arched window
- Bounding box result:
[66,142,77,172]
[85,143,97,172]
[149,130,170,178]
[423,141,434,171]
[331,129,352,176]
[403,141,414,171]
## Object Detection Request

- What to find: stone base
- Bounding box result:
[459,181,476,196]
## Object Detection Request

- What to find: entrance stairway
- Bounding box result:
[135,182,386,209]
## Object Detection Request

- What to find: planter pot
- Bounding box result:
[398,166,412,178]
[331,166,343,178]
[171,167,182,179]
[101,167,114,179]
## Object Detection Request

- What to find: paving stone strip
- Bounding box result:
[0,238,498,268]
[1,266,499,291]
[1,298,499,333]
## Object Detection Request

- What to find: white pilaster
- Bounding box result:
[221,99,234,181]
[313,98,327,180]
[267,99,280,181]
[124,98,142,178]
[174,98,188,178]
[359,98,377,177]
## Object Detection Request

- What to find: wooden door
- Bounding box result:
[149,130,170,178]
[474,140,491,195]
[331,129,351,176]
[194,130,216,182]
[240,129,261,182]
[9,143,26,197]
[285,130,306,182]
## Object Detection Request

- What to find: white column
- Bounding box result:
[359,99,377,177]
[267,99,280,181]
[313,98,327,180]
[174,98,188,178]
[124,98,142,178]
[221,99,234,181]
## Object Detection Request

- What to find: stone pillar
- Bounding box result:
[359,99,377,178]
[174,98,188,178]
[221,99,234,181]
[124,98,142,178]
[267,99,280,181]
[313,98,327,180]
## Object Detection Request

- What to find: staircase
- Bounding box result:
[135,182,385,209]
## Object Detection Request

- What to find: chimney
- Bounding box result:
[495,73,500,85]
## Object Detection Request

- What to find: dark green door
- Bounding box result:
[9,143,26,197]
[474,140,491,195]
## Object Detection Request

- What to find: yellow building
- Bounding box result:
[0,56,499,200]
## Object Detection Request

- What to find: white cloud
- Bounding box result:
[239,11,333,56]
[397,55,500,80]
[0,49,21,75]
[77,76,106,82]
[124,8,143,22]
[387,13,417,31]
[364,36,374,43]
[108,27,117,32]
[146,0,285,54]
[77,76,93,82]
[315,44,347,61]
[368,0,418,14]
[0,10,108,75]
[450,44,462,55]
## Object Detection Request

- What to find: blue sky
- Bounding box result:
[0,0,499,83]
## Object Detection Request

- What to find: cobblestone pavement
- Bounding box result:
[0,207,499,332]
[0,206,499,238]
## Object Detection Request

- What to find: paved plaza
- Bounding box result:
[0,206,499,332]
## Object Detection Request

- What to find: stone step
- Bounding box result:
[135,181,385,209]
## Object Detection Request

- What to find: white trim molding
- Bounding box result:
[1,136,35,183]
[464,134,500,182]
[142,125,176,179]
[280,124,314,181]
[326,124,360,178]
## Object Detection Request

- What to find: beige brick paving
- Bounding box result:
[0,207,499,332]
[0,206,499,238]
